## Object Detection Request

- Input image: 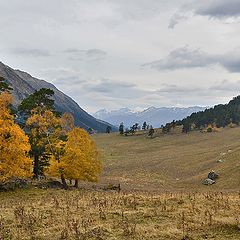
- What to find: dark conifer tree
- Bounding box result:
[142,121,147,130]
[106,126,112,133]
[119,122,124,135]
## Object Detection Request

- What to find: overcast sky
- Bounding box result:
[1,0,240,112]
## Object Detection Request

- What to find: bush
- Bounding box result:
[207,127,213,132]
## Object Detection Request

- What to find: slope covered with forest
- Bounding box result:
[178,96,240,128]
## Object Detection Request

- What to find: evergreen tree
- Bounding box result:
[142,121,147,130]
[119,122,124,135]
[148,126,154,138]
[106,126,112,133]
[0,76,12,93]
[18,88,55,115]
[18,89,59,178]
[162,123,171,134]
[182,122,191,133]
[26,108,61,178]
[171,120,176,129]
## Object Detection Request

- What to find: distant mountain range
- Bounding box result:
[0,62,114,132]
[93,106,206,128]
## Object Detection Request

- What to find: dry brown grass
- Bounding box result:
[0,189,239,239]
[1,126,240,239]
[93,126,240,192]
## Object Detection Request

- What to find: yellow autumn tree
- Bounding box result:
[48,128,102,188]
[0,92,32,182]
[26,108,61,178]
[61,112,75,135]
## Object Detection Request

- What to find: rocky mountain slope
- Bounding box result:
[94,106,206,128]
[0,62,113,132]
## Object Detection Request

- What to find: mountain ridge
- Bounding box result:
[0,62,114,132]
[93,106,206,128]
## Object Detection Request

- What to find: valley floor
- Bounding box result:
[93,126,240,192]
[1,127,240,239]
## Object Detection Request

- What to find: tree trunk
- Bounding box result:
[61,174,68,189]
[74,180,78,188]
[33,155,39,179]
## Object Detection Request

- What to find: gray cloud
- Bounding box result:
[114,0,164,21]
[156,84,203,93]
[81,78,149,100]
[143,46,216,70]
[170,0,240,28]
[11,48,51,57]
[1,0,240,112]
[220,55,240,72]
[209,79,240,91]
[53,76,86,85]
[85,79,136,93]
[143,46,240,72]
[196,0,240,19]
[168,12,190,29]
[65,48,107,62]
[156,80,240,97]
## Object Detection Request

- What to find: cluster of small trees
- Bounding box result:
[0,77,101,188]
[161,120,177,133]
[118,122,140,135]
[118,121,155,137]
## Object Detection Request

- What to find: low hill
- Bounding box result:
[0,62,114,132]
[93,127,240,191]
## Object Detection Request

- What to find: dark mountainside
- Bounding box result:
[0,62,114,132]
[178,96,240,128]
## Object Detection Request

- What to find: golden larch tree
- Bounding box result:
[0,92,32,182]
[61,112,75,135]
[48,128,102,188]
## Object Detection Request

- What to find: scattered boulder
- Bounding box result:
[217,159,224,163]
[203,178,215,185]
[203,170,219,186]
[208,170,219,180]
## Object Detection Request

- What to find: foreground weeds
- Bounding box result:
[0,189,239,239]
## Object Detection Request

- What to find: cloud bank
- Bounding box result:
[144,46,240,73]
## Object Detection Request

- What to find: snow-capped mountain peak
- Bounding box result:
[93,106,206,128]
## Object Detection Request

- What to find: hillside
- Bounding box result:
[0,62,113,132]
[93,127,240,192]
[179,96,240,128]
[94,106,206,128]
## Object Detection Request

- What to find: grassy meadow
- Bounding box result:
[1,126,240,239]
[93,126,240,192]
